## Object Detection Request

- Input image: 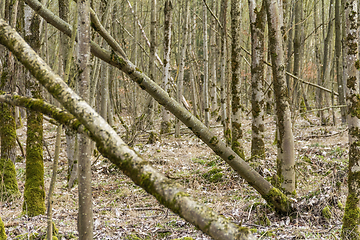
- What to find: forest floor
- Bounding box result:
[1,110,349,240]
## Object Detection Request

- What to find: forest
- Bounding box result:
[0,0,358,239]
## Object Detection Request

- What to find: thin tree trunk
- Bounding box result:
[175,0,189,137]
[335,0,346,123]
[148,0,156,129]
[203,0,210,127]
[292,0,303,106]
[210,0,218,114]
[249,0,266,160]
[341,1,360,238]
[77,0,93,238]
[161,0,172,134]
[265,0,296,195]
[231,0,245,159]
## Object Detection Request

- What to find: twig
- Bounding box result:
[16,135,25,158]
[296,128,348,140]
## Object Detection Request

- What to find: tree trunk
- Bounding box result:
[335,0,346,123]
[23,3,45,216]
[160,0,172,134]
[210,0,218,114]
[292,0,303,106]
[0,216,6,240]
[148,0,157,130]
[249,0,266,161]
[341,1,360,238]
[265,0,296,195]
[203,0,210,127]
[77,0,93,238]
[230,0,245,159]
[175,0,189,137]
[0,0,19,200]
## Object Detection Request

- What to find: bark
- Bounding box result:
[161,0,172,134]
[265,0,296,195]
[210,0,218,113]
[248,0,266,160]
[23,4,45,216]
[0,0,19,200]
[203,0,210,127]
[292,0,303,106]
[220,0,228,136]
[148,0,156,129]
[341,1,360,238]
[231,0,245,159]
[335,0,346,123]
[77,0,93,238]
[46,125,62,240]
[15,1,294,214]
[188,5,198,119]
[0,22,255,240]
[175,0,189,137]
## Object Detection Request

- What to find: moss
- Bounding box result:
[203,168,223,183]
[262,187,292,215]
[0,216,6,240]
[322,206,332,220]
[209,136,219,145]
[0,158,19,200]
[342,193,360,239]
[23,110,45,216]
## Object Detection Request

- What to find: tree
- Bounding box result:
[203,0,210,127]
[265,0,296,195]
[0,0,19,201]
[160,0,172,134]
[23,4,45,216]
[0,216,6,240]
[248,0,266,160]
[341,0,360,238]
[77,0,93,238]
[230,0,245,159]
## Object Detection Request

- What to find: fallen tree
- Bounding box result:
[0,19,253,240]
[23,0,294,214]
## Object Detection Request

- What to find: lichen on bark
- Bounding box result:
[0,216,6,240]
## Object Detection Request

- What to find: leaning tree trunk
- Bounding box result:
[77,0,93,238]
[160,0,172,134]
[17,0,294,214]
[0,19,255,240]
[0,0,19,201]
[230,0,245,159]
[341,1,360,239]
[265,0,296,195]
[23,4,45,216]
[248,0,266,161]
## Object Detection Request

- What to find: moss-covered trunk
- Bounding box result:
[341,1,360,239]
[0,0,19,200]
[23,5,45,216]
